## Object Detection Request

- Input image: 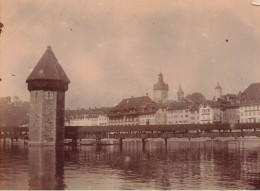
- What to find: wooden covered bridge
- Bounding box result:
[1,123,260,145]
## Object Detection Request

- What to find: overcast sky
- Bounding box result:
[1,0,260,108]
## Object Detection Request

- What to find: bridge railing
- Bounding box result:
[64,123,260,139]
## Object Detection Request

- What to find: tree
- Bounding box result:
[0,21,3,35]
[185,92,205,102]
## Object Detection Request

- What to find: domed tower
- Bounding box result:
[177,83,184,102]
[153,72,169,103]
[26,46,70,145]
[215,82,222,100]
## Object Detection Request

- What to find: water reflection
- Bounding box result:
[28,146,65,190]
[0,139,260,189]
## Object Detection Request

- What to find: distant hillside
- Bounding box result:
[0,97,29,127]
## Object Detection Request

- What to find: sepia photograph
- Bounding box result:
[0,0,260,190]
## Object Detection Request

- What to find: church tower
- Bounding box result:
[153,72,169,103]
[215,82,222,100]
[177,83,184,102]
[26,46,70,145]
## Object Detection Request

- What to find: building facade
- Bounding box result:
[167,102,191,124]
[65,107,110,126]
[199,102,223,124]
[238,82,260,123]
[222,105,240,123]
[108,96,167,126]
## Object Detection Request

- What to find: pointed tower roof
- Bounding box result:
[153,72,169,91]
[26,46,70,92]
[26,46,70,83]
[178,83,184,93]
[215,82,222,89]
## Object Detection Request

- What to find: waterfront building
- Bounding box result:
[177,83,185,102]
[108,96,167,126]
[153,73,169,104]
[222,104,240,123]
[166,102,191,124]
[166,102,200,124]
[189,102,201,124]
[154,105,167,124]
[138,105,159,125]
[65,107,110,126]
[199,102,223,124]
[237,82,260,123]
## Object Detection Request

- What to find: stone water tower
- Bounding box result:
[26,46,70,145]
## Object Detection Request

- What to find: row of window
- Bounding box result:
[241,111,260,117]
[201,115,210,120]
[168,109,189,114]
[240,118,260,123]
[110,118,138,123]
[33,91,64,100]
[168,115,189,119]
[110,124,138,126]
[201,109,210,114]
[240,105,260,110]
[140,114,154,118]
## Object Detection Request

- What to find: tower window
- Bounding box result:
[45,91,53,99]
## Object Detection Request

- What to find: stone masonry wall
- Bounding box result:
[41,91,57,143]
[29,90,58,145]
[56,92,65,144]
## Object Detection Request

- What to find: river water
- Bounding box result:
[0,138,260,190]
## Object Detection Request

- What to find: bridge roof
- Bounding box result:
[26,46,70,83]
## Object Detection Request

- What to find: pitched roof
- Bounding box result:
[108,96,159,117]
[241,82,260,96]
[189,102,202,111]
[167,101,192,110]
[26,46,70,83]
[114,96,156,110]
[215,82,222,89]
[177,83,184,93]
[199,101,224,109]
[235,82,260,106]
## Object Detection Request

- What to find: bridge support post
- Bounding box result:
[165,138,167,146]
[119,138,123,146]
[96,138,102,145]
[241,129,244,137]
[72,138,77,146]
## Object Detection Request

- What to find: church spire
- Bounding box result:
[177,82,184,102]
[178,83,184,93]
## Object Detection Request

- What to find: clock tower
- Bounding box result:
[153,72,169,103]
